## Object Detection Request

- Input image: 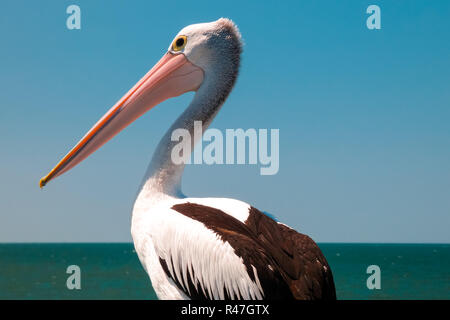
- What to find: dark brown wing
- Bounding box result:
[171,202,294,299]
[245,207,336,300]
[170,202,336,300]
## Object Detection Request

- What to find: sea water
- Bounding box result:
[0,243,448,299]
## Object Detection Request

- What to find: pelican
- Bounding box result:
[40,18,336,300]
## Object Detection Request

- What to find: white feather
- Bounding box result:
[131,196,264,300]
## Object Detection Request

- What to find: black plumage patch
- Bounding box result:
[167,202,336,300]
[245,206,336,300]
[170,202,293,299]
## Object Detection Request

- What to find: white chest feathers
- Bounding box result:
[130,196,264,300]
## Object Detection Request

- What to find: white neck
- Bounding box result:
[134,28,241,209]
[135,79,223,204]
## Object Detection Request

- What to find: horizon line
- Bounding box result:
[1,241,448,245]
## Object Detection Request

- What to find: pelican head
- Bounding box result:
[170,18,242,85]
[39,18,242,188]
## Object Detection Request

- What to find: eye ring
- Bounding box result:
[172,35,187,52]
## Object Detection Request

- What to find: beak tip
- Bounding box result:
[39,177,47,189]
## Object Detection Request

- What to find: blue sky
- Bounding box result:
[0,1,449,242]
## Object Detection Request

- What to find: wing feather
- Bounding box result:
[153,200,335,300]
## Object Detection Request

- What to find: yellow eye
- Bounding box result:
[172,35,187,51]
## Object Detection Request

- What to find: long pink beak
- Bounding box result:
[39,52,204,188]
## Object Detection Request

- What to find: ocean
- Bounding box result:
[0,243,448,300]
